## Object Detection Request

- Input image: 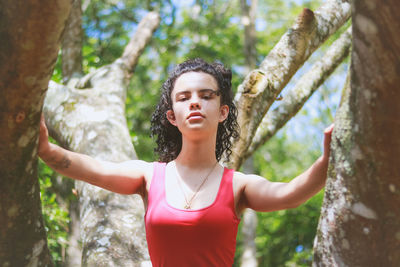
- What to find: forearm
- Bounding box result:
[39,143,104,185]
[243,125,333,212]
[286,156,329,207]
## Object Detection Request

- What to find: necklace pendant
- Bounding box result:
[184,204,191,209]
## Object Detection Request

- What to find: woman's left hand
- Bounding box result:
[322,123,334,161]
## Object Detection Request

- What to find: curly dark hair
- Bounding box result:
[150,58,239,163]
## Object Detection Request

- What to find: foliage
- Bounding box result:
[250,129,323,266]
[42,0,347,265]
[126,0,246,161]
[38,160,70,265]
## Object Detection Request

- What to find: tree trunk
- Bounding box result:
[65,200,82,267]
[240,0,258,74]
[239,1,259,266]
[240,160,258,267]
[0,0,72,265]
[313,0,400,266]
[62,0,84,84]
[44,12,160,266]
[60,1,84,264]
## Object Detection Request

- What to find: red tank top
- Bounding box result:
[145,162,240,267]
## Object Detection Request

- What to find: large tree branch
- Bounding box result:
[43,10,160,266]
[246,27,352,159]
[229,0,351,169]
[0,0,72,265]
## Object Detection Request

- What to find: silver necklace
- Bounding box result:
[173,161,218,209]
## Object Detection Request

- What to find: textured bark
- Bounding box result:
[62,0,84,84]
[239,1,258,266]
[240,0,258,73]
[0,0,72,265]
[65,201,82,267]
[58,0,84,267]
[60,1,85,264]
[240,208,258,267]
[313,0,400,266]
[44,11,160,266]
[47,174,82,266]
[229,0,351,169]
[247,27,352,158]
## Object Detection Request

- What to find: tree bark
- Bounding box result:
[240,0,258,73]
[313,0,400,266]
[239,1,259,266]
[0,0,72,265]
[62,0,84,84]
[44,11,160,266]
[65,200,82,267]
[59,1,85,265]
[247,27,352,158]
[229,0,351,170]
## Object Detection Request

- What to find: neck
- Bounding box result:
[175,134,218,169]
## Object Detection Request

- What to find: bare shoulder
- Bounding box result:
[116,160,155,195]
[232,171,260,215]
[118,159,153,169]
[232,171,246,188]
[232,171,263,187]
[232,171,275,214]
[232,171,267,195]
[117,160,154,179]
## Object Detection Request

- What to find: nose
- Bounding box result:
[190,102,201,110]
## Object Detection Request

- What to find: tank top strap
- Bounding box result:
[215,168,236,209]
[148,162,167,205]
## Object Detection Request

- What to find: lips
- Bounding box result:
[187,112,205,120]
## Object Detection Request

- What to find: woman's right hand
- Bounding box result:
[38,114,51,158]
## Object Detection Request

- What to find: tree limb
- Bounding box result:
[229,0,351,169]
[246,27,352,159]
[75,11,160,90]
[120,11,160,73]
[44,9,160,266]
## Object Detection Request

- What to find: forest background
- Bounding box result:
[37,0,348,266]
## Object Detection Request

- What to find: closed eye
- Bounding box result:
[200,90,217,100]
[176,93,190,101]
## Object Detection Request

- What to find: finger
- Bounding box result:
[40,113,45,125]
[324,123,334,134]
[323,125,334,157]
[39,114,48,136]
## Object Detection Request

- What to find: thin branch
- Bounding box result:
[75,11,160,89]
[120,11,160,73]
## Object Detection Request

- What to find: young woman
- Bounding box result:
[38,58,333,266]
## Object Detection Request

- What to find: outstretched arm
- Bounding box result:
[240,124,334,212]
[38,114,149,195]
